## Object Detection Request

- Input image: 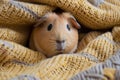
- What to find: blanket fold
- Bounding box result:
[19,0,120,29]
[0,0,120,80]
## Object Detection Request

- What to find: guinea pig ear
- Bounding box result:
[68,16,81,29]
[34,16,47,27]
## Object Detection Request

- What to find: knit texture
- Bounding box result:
[0,26,31,45]
[0,0,120,80]
[20,0,120,29]
[71,50,120,80]
[0,0,55,27]
[0,29,119,80]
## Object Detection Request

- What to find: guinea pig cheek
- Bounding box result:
[34,28,57,57]
[65,27,78,53]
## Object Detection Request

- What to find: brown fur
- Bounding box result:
[29,12,81,57]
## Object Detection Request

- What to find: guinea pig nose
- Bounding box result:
[56,40,65,43]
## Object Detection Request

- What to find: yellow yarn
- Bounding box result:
[0,26,31,45]
[0,39,46,64]
[24,0,120,29]
[0,0,55,27]
[106,0,120,6]
[0,0,120,80]
[103,68,116,80]
[0,30,119,80]
[0,54,96,80]
[80,32,117,62]
[77,31,102,52]
[99,1,120,11]
[112,26,120,42]
[112,26,120,49]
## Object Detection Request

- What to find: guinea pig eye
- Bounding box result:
[67,24,70,31]
[47,24,53,31]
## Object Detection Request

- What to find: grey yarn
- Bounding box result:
[9,0,39,20]
[70,51,120,80]
[10,75,40,80]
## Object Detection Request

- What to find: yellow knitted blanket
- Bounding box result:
[0,0,120,80]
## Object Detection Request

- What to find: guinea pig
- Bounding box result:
[29,12,81,57]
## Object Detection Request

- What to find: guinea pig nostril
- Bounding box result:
[62,40,65,43]
[56,40,61,43]
[56,40,65,43]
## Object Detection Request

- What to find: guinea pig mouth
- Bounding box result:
[57,52,63,54]
[56,44,65,51]
[56,48,65,51]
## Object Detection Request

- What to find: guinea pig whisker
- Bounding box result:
[47,40,57,46]
[48,40,56,44]
[49,38,56,41]
[65,44,71,51]
[46,44,56,52]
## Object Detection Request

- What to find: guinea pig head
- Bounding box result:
[30,12,81,57]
